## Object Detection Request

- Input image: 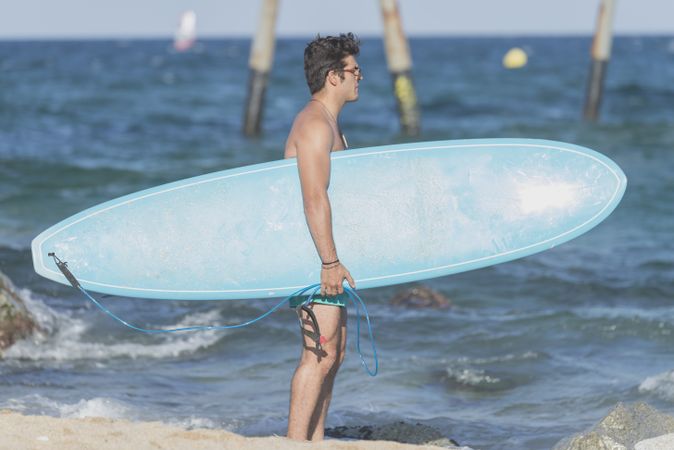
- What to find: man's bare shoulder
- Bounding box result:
[285,104,333,158]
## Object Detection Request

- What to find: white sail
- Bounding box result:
[174,10,196,52]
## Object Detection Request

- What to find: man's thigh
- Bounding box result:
[299,304,346,352]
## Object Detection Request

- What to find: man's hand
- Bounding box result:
[321,263,356,296]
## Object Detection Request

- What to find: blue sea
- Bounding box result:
[1,36,674,449]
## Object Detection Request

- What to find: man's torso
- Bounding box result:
[284,102,347,159]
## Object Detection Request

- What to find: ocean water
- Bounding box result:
[1,36,674,449]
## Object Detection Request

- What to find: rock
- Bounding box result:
[556,432,626,450]
[636,432,674,450]
[554,402,674,450]
[0,270,38,353]
[390,286,451,309]
[325,421,467,448]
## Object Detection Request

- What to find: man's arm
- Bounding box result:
[295,120,355,296]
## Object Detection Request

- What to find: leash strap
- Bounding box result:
[48,253,378,376]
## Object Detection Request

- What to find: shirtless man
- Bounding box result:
[284,33,362,441]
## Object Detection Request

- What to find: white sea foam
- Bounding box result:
[59,397,135,419]
[1,394,136,420]
[445,367,500,386]
[2,394,230,434]
[454,351,541,365]
[3,289,224,361]
[639,370,674,402]
[575,306,674,323]
[169,416,219,430]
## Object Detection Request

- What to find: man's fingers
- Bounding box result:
[346,272,356,289]
[322,268,355,297]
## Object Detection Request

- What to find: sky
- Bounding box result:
[1,0,673,39]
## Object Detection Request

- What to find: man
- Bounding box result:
[284,33,363,441]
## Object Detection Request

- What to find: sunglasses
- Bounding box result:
[341,66,363,79]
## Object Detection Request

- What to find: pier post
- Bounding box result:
[583,0,616,122]
[379,0,420,136]
[243,0,279,137]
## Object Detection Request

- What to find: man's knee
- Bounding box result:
[300,346,342,376]
[324,351,342,375]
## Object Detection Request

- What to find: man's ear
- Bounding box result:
[326,70,340,87]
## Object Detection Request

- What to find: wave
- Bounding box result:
[0,236,32,251]
[639,370,674,402]
[453,351,542,366]
[445,367,501,387]
[0,155,163,181]
[3,288,225,362]
[435,350,544,393]
[1,394,137,420]
[573,306,674,323]
[1,393,219,430]
[610,83,674,99]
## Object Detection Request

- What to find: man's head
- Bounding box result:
[304,33,361,95]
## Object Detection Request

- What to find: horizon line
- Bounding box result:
[1,31,673,42]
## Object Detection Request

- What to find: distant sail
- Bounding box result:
[174,10,196,52]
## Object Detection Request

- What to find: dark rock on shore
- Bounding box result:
[0,270,38,353]
[553,402,674,450]
[390,286,452,309]
[326,421,468,448]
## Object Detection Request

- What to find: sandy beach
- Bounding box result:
[0,410,451,450]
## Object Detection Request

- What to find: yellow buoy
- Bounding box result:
[503,47,528,69]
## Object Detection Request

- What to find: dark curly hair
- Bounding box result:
[304,33,360,95]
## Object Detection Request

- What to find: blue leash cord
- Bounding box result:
[78,283,316,334]
[49,254,378,376]
[345,288,379,376]
[79,284,378,376]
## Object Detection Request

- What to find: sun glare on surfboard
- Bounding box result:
[517,182,577,214]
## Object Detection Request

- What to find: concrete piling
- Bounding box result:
[379,0,420,136]
[243,0,279,137]
[583,0,616,122]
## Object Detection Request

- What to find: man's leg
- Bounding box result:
[287,303,346,441]
[307,306,346,440]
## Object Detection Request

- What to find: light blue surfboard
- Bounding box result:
[32,139,627,300]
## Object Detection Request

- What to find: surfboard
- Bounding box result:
[32,139,627,300]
